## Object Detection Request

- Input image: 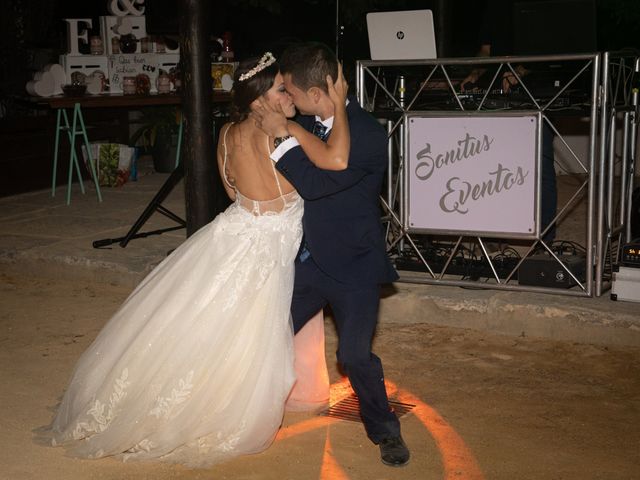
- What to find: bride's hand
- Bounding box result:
[250,98,289,138]
[327,62,348,107]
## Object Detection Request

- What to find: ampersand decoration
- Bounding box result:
[108,0,145,17]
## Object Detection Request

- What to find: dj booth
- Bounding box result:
[356,51,640,298]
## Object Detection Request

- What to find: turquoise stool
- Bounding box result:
[51,103,103,205]
[172,113,218,168]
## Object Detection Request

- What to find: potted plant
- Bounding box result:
[129,106,181,173]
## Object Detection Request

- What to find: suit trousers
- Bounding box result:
[290,256,401,443]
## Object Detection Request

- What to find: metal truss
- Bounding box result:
[597,50,640,295]
[357,54,602,296]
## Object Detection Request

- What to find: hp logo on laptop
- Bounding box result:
[396,31,405,40]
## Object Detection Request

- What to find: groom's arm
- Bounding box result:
[274,126,387,200]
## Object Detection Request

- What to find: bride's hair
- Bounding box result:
[230,55,279,123]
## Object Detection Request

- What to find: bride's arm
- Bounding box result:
[288,65,350,171]
[253,64,350,171]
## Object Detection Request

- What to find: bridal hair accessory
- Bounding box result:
[239,52,276,82]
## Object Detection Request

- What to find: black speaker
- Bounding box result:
[519,254,586,288]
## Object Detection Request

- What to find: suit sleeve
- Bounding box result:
[276,123,387,200]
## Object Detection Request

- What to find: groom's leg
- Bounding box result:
[327,282,400,443]
[290,259,327,334]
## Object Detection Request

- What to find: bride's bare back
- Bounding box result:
[217,121,295,201]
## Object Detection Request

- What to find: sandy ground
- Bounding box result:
[1,272,639,480]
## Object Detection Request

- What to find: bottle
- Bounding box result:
[90,36,104,55]
[156,73,171,94]
[155,36,166,53]
[140,36,151,53]
[111,36,120,54]
[220,31,234,62]
[122,76,136,95]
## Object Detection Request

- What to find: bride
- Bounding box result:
[43,52,349,467]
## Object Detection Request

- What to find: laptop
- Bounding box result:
[366,10,437,61]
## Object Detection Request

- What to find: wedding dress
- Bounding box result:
[46,129,304,467]
[286,310,330,412]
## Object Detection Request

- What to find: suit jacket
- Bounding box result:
[276,98,398,285]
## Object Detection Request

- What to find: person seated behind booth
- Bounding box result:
[461,0,557,242]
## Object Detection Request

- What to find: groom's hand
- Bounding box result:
[327,62,348,105]
[251,98,289,138]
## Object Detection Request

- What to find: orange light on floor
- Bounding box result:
[394,383,485,480]
[328,376,354,404]
[275,378,485,480]
[276,415,339,442]
[320,435,349,480]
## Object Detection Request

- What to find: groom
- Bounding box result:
[259,42,410,467]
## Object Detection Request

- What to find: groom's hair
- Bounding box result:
[279,42,338,94]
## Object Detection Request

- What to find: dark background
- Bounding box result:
[1,0,639,196]
[3,0,640,109]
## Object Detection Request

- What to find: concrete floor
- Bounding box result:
[0,162,638,347]
[1,162,639,479]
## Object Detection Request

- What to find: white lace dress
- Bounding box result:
[46,135,304,467]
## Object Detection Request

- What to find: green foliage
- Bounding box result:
[98,144,120,187]
[129,107,180,149]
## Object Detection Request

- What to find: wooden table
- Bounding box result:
[37,92,231,204]
[40,91,231,109]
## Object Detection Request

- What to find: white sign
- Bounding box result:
[108,0,145,16]
[406,113,540,238]
[100,15,148,54]
[64,18,92,55]
[108,53,158,93]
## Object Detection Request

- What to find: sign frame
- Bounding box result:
[403,111,542,239]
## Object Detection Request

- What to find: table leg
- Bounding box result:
[174,112,183,169]
[65,108,85,205]
[75,103,102,203]
[52,109,62,197]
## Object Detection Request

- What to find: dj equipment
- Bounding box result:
[372,87,590,115]
[518,254,586,288]
[611,266,640,303]
[621,242,640,268]
[394,254,519,280]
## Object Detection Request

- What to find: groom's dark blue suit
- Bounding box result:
[276,97,400,443]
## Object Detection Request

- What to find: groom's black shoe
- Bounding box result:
[379,435,410,467]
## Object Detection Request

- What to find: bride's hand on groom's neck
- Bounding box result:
[250,98,289,138]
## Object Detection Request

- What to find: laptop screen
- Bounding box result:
[366,10,437,61]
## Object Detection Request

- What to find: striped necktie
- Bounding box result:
[297,120,329,263]
[312,121,328,140]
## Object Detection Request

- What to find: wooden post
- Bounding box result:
[179,0,217,236]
